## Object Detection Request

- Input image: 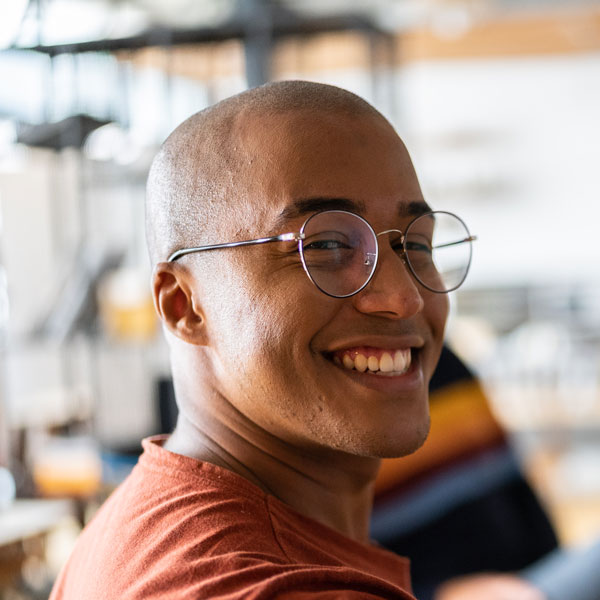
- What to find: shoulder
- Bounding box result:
[50,439,415,599]
[52,445,291,599]
[93,447,289,557]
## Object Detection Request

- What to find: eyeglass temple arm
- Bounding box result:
[433,235,477,250]
[167,232,304,262]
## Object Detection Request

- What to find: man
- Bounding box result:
[50,81,543,599]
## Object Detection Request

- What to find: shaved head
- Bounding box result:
[145,80,388,265]
[148,78,448,465]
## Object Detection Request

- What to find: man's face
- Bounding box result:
[193,109,448,459]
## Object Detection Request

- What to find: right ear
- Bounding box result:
[152,262,207,346]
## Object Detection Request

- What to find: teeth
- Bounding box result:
[336,348,412,375]
[355,354,368,372]
[380,352,394,372]
[394,349,409,372]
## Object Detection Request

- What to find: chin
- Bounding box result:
[380,425,430,458]
[335,415,431,460]
[373,396,432,458]
[374,421,430,458]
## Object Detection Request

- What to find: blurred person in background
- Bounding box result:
[372,345,560,599]
[49,81,544,599]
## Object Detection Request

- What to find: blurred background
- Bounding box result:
[0,0,600,598]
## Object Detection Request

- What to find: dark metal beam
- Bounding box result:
[242,0,273,88]
[8,14,383,57]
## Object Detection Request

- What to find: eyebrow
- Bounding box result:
[275,197,366,228]
[400,200,433,218]
[274,196,433,230]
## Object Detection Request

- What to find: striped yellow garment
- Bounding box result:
[375,379,506,496]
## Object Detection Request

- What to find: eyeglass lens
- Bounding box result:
[299,210,472,297]
[405,211,473,293]
[300,211,378,298]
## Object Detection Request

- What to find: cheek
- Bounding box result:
[207,271,310,378]
[214,253,324,350]
[202,252,335,399]
[432,293,450,333]
[424,293,449,371]
[209,286,333,437]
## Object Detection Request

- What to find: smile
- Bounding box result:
[332,347,412,377]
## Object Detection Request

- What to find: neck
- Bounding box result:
[165,405,380,543]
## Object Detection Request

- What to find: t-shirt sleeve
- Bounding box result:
[223,563,417,599]
[111,556,416,599]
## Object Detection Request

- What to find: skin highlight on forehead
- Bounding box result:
[233,110,424,241]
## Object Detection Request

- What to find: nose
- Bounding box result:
[352,243,425,318]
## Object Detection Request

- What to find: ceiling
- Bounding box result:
[3,0,600,50]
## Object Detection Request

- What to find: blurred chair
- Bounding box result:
[371,345,559,600]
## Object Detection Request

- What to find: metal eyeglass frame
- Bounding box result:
[167,209,477,298]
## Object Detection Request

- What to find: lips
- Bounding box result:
[331,346,412,376]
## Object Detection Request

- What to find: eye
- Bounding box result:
[302,230,354,251]
[304,239,352,251]
[301,231,358,271]
[405,240,432,254]
[404,233,432,253]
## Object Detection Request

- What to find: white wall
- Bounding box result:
[394,52,600,288]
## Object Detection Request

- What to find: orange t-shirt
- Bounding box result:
[50,436,414,599]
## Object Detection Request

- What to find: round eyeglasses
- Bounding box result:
[167,210,476,298]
